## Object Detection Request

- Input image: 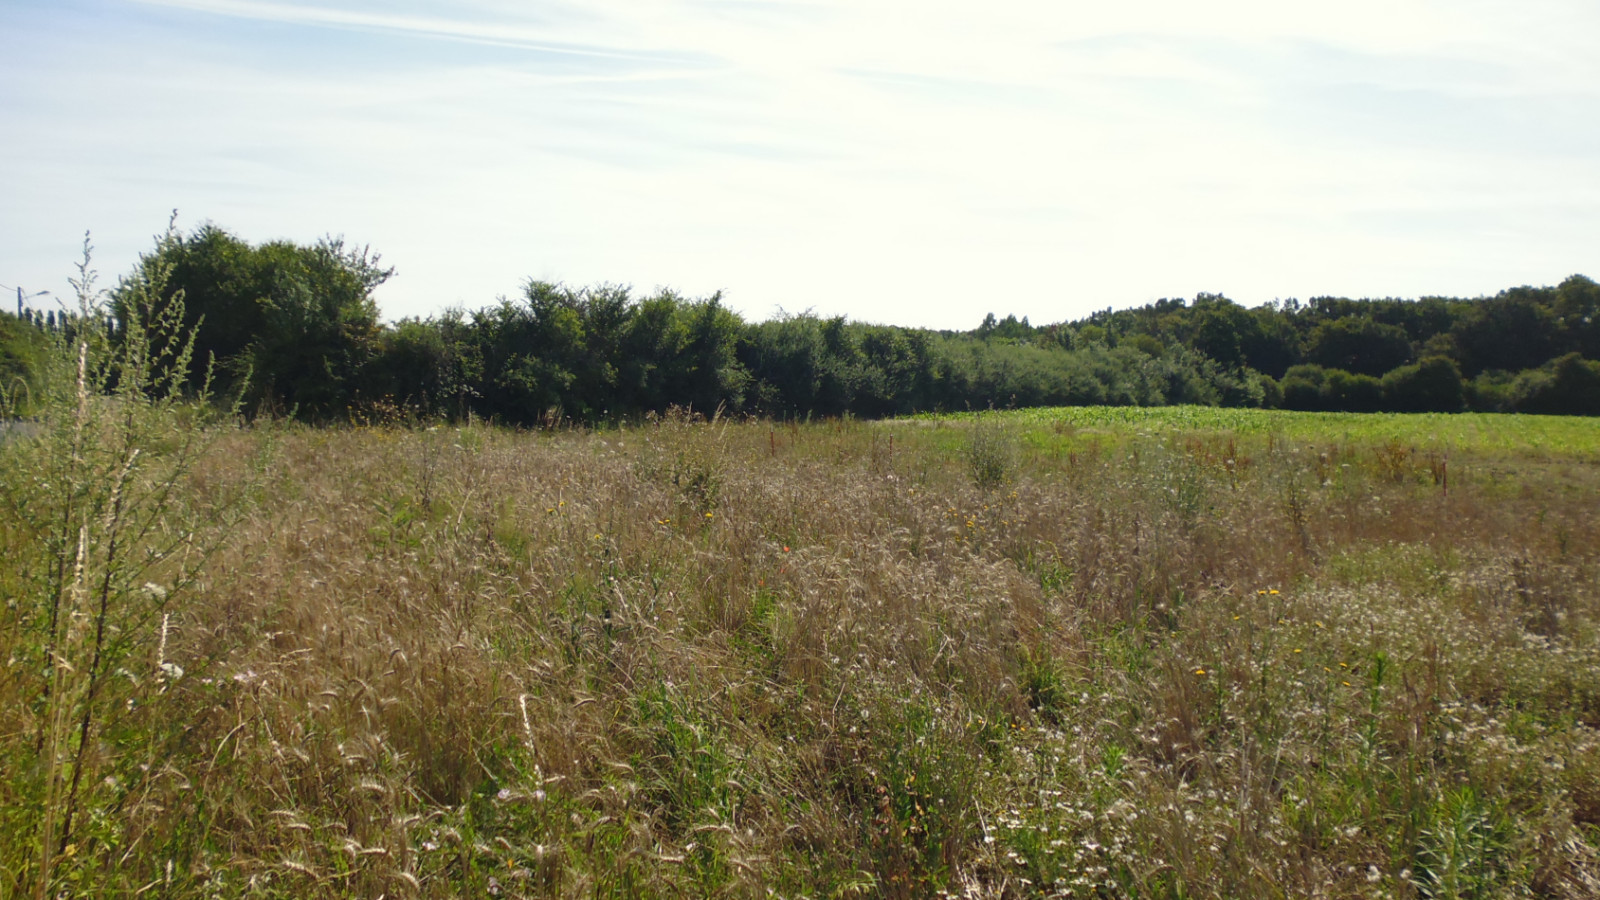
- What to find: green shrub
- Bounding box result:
[1255,371,1284,409]
[1511,353,1600,415]
[0,312,48,414]
[1324,369,1384,412]
[1465,370,1517,412]
[1280,364,1327,411]
[966,416,1016,490]
[1381,356,1466,412]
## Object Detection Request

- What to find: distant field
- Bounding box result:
[912,404,1600,458]
[4,408,1599,898]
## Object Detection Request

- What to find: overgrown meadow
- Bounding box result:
[4,367,1600,896]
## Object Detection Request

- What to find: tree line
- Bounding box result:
[6,222,1599,422]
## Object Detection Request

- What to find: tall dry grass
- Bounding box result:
[3,407,1599,897]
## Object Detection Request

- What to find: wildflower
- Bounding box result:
[704,512,714,519]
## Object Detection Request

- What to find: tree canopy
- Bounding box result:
[8,223,1596,422]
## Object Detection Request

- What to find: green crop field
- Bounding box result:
[915,405,1600,458]
[4,392,1599,897]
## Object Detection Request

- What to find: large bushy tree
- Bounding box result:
[114,223,392,419]
[1303,317,1414,377]
[1450,289,1558,377]
[454,283,749,425]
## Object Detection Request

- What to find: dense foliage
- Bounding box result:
[5,223,1598,421]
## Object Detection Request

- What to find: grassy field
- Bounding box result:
[924,406,1600,459]
[4,403,1599,898]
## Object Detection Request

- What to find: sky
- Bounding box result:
[2,0,1598,330]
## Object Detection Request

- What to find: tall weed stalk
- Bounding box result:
[0,228,249,896]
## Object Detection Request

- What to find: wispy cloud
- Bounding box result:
[3,0,1597,327]
[129,0,707,63]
